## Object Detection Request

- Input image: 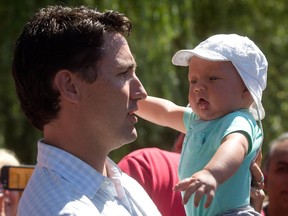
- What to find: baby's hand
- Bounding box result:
[173,169,218,208]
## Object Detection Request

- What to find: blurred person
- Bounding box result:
[0,149,20,216]
[261,133,288,216]
[136,34,267,216]
[12,5,160,216]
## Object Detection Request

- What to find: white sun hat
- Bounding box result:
[172,34,268,121]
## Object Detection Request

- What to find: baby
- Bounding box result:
[136,34,267,216]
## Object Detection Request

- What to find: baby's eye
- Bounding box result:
[209,76,219,81]
[189,79,197,84]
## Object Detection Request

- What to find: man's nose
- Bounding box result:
[131,76,147,100]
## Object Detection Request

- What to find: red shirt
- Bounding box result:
[118,147,186,216]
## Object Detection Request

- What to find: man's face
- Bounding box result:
[78,33,147,151]
[265,140,288,208]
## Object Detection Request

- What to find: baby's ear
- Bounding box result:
[53,70,80,103]
[243,87,250,95]
[242,87,254,105]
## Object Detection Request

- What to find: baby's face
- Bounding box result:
[187,56,250,120]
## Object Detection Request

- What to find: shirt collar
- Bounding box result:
[37,140,113,199]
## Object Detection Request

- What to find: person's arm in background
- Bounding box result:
[250,151,265,213]
[136,96,187,133]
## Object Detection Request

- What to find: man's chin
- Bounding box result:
[127,130,138,143]
[120,129,138,146]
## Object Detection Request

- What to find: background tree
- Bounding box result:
[1,0,288,163]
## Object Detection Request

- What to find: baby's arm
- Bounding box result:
[136,96,187,133]
[174,132,249,208]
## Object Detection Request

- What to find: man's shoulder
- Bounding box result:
[18,166,99,215]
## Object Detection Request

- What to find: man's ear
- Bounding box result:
[53,70,80,103]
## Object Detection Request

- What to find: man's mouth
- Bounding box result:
[128,109,138,123]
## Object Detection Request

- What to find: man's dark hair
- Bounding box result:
[12,5,132,130]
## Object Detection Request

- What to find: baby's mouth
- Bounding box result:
[197,98,209,110]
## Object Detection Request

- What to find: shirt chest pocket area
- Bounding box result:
[184,132,205,154]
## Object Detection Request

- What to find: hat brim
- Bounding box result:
[172,49,229,66]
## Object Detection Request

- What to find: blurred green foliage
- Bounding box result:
[1,0,288,164]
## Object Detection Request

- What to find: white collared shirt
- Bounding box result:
[17,140,161,216]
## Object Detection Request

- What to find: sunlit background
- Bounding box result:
[1,0,288,164]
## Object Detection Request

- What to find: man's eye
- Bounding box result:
[119,71,128,78]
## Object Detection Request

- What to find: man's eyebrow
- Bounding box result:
[117,62,137,70]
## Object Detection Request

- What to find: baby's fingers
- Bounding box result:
[181,180,202,204]
[192,185,205,207]
[174,177,194,191]
[204,189,215,208]
[193,186,215,208]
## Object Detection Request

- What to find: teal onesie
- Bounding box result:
[179,108,262,216]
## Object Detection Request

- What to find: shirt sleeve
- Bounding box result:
[183,107,194,130]
[218,111,256,155]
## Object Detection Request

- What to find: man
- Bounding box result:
[12,5,160,215]
[262,133,288,216]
